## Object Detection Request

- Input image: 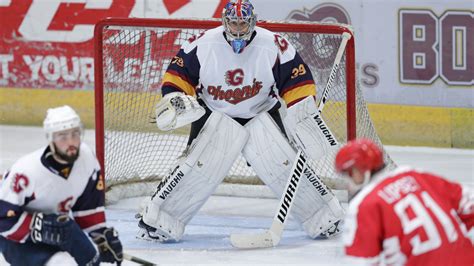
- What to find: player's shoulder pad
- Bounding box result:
[254,26,296,64]
[78,143,100,170]
[348,172,392,212]
[349,166,414,211]
[181,26,224,54]
[9,147,45,174]
[3,147,44,191]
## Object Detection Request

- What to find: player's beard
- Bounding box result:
[53,143,80,164]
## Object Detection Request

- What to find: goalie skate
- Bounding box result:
[137,219,174,243]
[316,220,342,239]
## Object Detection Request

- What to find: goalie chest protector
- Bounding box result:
[181,26,297,119]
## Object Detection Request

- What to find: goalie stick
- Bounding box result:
[230,31,352,249]
[317,32,352,114]
[311,31,352,147]
[124,253,156,265]
[230,150,307,248]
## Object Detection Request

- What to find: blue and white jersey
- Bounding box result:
[0,143,106,243]
[161,26,316,119]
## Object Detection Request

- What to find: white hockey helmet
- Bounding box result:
[43,105,82,142]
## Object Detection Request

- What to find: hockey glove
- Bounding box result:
[155,92,205,131]
[30,212,100,265]
[91,227,123,265]
[30,213,72,247]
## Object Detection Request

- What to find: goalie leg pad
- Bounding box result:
[142,112,249,241]
[242,112,296,189]
[242,112,345,238]
[300,164,345,238]
[284,96,339,161]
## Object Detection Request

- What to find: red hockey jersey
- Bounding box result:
[344,166,474,265]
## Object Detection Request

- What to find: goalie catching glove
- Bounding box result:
[91,227,123,265]
[155,92,205,131]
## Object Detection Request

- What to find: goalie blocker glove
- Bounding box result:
[29,212,100,265]
[91,227,124,265]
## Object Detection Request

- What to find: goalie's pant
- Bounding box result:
[242,112,345,238]
[142,112,249,241]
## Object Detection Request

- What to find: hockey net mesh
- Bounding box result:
[96,19,394,201]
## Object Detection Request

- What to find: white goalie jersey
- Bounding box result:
[160,25,317,119]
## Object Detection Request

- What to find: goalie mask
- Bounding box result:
[222,0,257,54]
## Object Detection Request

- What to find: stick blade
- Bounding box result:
[230,231,279,249]
[123,253,156,266]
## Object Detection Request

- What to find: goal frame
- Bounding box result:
[93,17,356,181]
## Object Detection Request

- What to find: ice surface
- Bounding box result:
[0,125,472,265]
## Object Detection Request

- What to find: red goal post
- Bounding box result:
[93,18,387,202]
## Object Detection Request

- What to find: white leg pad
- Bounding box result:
[284,96,340,161]
[242,112,345,238]
[300,167,346,238]
[143,112,249,241]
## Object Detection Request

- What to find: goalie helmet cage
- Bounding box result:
[94,18,393,202]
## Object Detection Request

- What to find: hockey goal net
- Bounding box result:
[94,18,393,202]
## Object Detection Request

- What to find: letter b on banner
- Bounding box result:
[400,10,473,85]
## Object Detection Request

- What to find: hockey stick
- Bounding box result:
[230,151,307,248]
[317,32,352,113]
[124,253,156,266]
[311,31,352,147]
[230,32,352,249]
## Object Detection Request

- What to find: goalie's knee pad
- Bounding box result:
[141,112,249,241]
[242,112,345,238]
[284,96,339,161]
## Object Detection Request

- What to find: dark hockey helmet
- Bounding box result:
[335,138,384,177]
[222,0,257,53]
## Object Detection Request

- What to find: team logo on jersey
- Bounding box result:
[61,167,71,178]
[207,78,263,105]
[58,196,74,212]
[12,173,29,193]
[274,34,289,53]
[225,69,244,86]
[96,173,104,191]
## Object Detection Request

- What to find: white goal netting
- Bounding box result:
[94,19,394,203]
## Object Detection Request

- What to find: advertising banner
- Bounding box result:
[0,0,226,90]
[0,0,472,147]
[1,0,472,106]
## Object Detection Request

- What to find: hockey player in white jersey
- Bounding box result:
[0,106,123,265]
[138,0,345,243]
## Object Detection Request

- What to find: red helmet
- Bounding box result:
[335,138,384,175]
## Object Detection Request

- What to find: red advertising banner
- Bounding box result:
[0,0,226,90]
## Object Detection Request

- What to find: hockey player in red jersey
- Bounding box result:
[138,0,345,243]
[335,139,474,265]
[0,106,123,265]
